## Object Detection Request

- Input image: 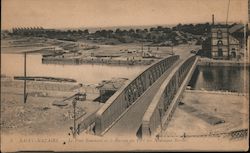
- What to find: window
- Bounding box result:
[217,40,223,46]
[218,48,223,57]
[217,30,222,39]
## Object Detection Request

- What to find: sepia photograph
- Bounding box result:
[1,0,249,151]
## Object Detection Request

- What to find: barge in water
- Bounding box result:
[14,76,77,83]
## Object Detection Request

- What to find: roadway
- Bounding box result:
[105,58,183,138]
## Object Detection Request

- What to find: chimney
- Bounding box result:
[212,14,214,25]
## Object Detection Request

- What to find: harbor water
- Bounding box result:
[1,53,146,84]
[188,65,249,93]
[2,53,249,93]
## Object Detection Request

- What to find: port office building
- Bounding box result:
[202,24,244,60]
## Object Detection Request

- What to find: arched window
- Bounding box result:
[217,30,222,39]
[217,40,223,46]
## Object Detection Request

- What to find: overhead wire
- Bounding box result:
[226,0,231,25]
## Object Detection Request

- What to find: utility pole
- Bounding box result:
[226,0,231,60]
[24,52,27,103]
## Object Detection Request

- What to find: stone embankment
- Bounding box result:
[42,57,155,66]
[198,58,250,67]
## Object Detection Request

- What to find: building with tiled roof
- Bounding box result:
[202,24,243,60]
[97,78,129,103]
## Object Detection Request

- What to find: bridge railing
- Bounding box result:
[95,55,180,135]
[142,55,198,137]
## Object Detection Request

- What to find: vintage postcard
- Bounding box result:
[1,0,249,152]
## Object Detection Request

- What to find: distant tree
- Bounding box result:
[115,28,122,36]
[99,29,108,37]
[77,30,83,34]
[143,29,148,33]
[108,30,113,34]
[149,27,156,32]
[174,23,182,31]
[135,29,141,34]
[128,29,135,37]
[171,23,211,36]
[163,27,171,33]
[83,29,89,35]
[115,28,121,33]
[122,29,128,36]
[172,26,177,31]
[129,29,135,34]
[157,26,163,31]
[66,30,72,34]
[95,30,101,36]
[107,30,113,38]
[177,23,182,27]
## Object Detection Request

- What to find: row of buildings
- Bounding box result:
[12,27,45,35]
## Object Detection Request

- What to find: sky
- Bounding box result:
[1,0,248,30]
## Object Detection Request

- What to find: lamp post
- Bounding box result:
[24,52,27,103]
[172,44,174,55]
[158,107,163,136]
[72,98,77,138]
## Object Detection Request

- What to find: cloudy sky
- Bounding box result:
[2,0,248,29]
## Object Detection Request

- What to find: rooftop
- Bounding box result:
[97,78,129,91]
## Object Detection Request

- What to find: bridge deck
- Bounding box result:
[105,59,183,138]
